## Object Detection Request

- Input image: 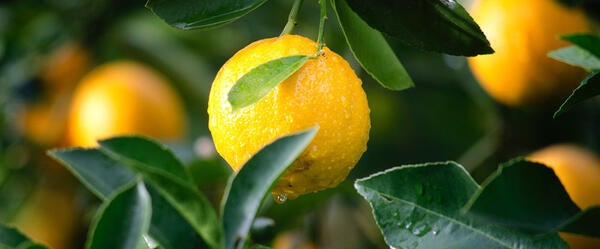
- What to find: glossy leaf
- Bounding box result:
[98,136,193,183]
[356,162,568,249]
[222,127,318,249]
[561,34,600,58]
[463,159,580,233]
[548,46,600,72]
[0,224,47,249]
[49,148,199,249]
[560,206,600,237]
[146,0,268,30]
[86,182,152,249]
[554,71,600,118]
[228,55,309,111]
[344,0,493,56]
[332,0,414,90]
[48,148,136,200]
[98,139,223,249]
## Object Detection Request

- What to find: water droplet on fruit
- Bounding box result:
[274,193,287,204]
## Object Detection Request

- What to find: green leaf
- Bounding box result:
[48,148,137,200]
[560,206,600,237]
[0,223,47,249]
[356,162,568,249]
[98,136,193,184]
[249,245,272,249]
[561,34,600,58]
[462,159,580,233]
[548,46,600,72]
[98,139,223,249]
[222,127,318,249]
[49,148,203,249]
[145,0,268,30]
[344,0,493,56]
[86,181,152,249]
[228,55,309,111]
[332,0,414,90]
[554,71,600,118]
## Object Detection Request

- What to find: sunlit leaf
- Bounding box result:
[222,127,318,249]
[228,55,309,111]
[332,0,414,90]
[548,46,600,72]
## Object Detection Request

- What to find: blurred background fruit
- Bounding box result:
[528,144,600,248]
[468,0,591,107]
[65,60,188,147]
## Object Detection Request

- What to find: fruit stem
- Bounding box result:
[280,0,304,36]
[316,0,327,55]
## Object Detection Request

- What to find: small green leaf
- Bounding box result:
[463,159,580,233]
[344,0,493,56]
[0,223,47,249]
[554,71,600,118]
[249,245,272,249]
[332,0,414,90]
[48,148,199,249]
[87,181,152,249]
[98,136,193,184]
[222,127,318,249]
[560,206,600,238]
[48,148,137,200]
[98,138,223,249]
[146,0,269,30]
[561,34,600,58]
[228,55,309,111]
[548,46,600,72]
[356,162,568,249]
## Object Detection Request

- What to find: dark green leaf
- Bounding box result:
[332,0,414,90]
[86,181,152,249]
[560,206,600,238]
[48,148,137,200]
[228,55,309,111]
[548,46,600,72]
[146,0,268,30]
[49,148,199,249]
[0,223,47,248]
[356,162,568,249]
[98,136,193,184]
[249,245,271,249]
[463,159,580,233]
[344,0,493,56]
[561,34,600,58]
[222,127,318,249]
[98,139,223,249]
[554,71,600,118]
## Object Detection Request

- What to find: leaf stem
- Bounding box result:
[280,0,304,36]
[316,0,327,55]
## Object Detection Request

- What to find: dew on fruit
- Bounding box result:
[274,193,287,204]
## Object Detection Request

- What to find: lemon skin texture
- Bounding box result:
[528,144,600,248]
[208,34,370,200]
[66,61,187,147]
[468,0,590,107]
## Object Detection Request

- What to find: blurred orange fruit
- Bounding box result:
[66,60,187,147]
[468,0,590,107]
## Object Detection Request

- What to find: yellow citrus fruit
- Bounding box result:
[467,0,590,107]
[527,144,600,248]
[40,41,91,92]
[272,231,315,249]
[208,34,370,201]
[10,184,80,249]
[66,60,187,147]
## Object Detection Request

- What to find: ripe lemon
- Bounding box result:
[208,34,370,201]
[272,231,315,249]
[66,60,187,147]
[468,0,590,107]
[527,144,600,248]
